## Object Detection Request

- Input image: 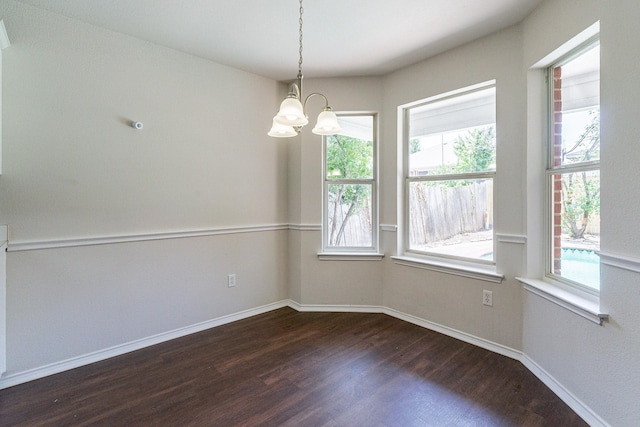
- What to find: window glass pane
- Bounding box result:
[550,171,600,290]
[409,125,496,176]
[408,178,493,259]
[327,184,372,247]
[551,44,600,166]
[326,116,373,180]
[409,87,496,176]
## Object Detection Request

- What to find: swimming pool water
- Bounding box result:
[483,248,600,290]
[560,248,600,290]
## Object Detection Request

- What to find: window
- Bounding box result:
[322,114,378,253]
[403,82,496,263]
[547,38,600,292]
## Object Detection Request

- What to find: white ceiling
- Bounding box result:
[16,0,544,81]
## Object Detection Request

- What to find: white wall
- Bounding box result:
[521,1,640,426]
[0,21,7,376]
[380,25,526,351]
[0,22,3,175]
[7,233,288,373]
[1,2,288,239]
[291,2,640,425]
[2,0,639,425]
[290,76,385,306]
[0,225,6,375]
[0,0,289,377]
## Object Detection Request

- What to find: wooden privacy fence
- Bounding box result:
[329,180,594,248]
[327,180,493,247]
[409,180,492,244]
[328,210,372,247]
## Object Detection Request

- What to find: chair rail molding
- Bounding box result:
[598,251,640,274]
[7,224,290,252]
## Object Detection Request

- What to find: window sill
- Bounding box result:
[391,255,503,283]
[318,252,385,261]
[517,277,608,325]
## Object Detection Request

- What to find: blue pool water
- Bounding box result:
[560,248,599,290]
[483,248,599,290]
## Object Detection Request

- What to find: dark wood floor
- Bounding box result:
[1,307,587,426]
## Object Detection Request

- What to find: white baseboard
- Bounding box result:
[287,301,603,426]
[520,354,610,427]
[287,302,521,360]
[382,306,522,360]
[288,301,385,313]
[0,299,605,426]
[0,300,289,390]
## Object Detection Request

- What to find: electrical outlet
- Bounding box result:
[482,290,493,306]
[227,274,236,288]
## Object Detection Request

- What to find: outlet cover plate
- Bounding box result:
[483,290,493,306]
[228,274,236,287]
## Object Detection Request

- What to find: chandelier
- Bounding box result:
[268,0,342,138]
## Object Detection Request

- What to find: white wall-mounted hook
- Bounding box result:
[131,121,143,130]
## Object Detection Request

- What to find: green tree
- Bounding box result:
[453,127,496,173]
[409,138,421,154]
[326,135,373,245]
[561,110,600,239]
[431,126,496,185]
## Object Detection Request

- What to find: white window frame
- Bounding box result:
[517,23,607,325]
[399,81,497,268]
[545,36,600,295]
[321,112,380,256]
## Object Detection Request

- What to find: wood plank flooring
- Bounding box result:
[0,308,587,426]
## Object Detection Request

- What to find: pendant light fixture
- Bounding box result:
[268,0,342,138]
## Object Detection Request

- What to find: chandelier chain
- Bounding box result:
[298,0,304,75]
[268,0,341,137]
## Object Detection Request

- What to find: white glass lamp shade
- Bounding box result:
[268,118,298,138]
[312,109,342,135]
[274,97,308,127]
